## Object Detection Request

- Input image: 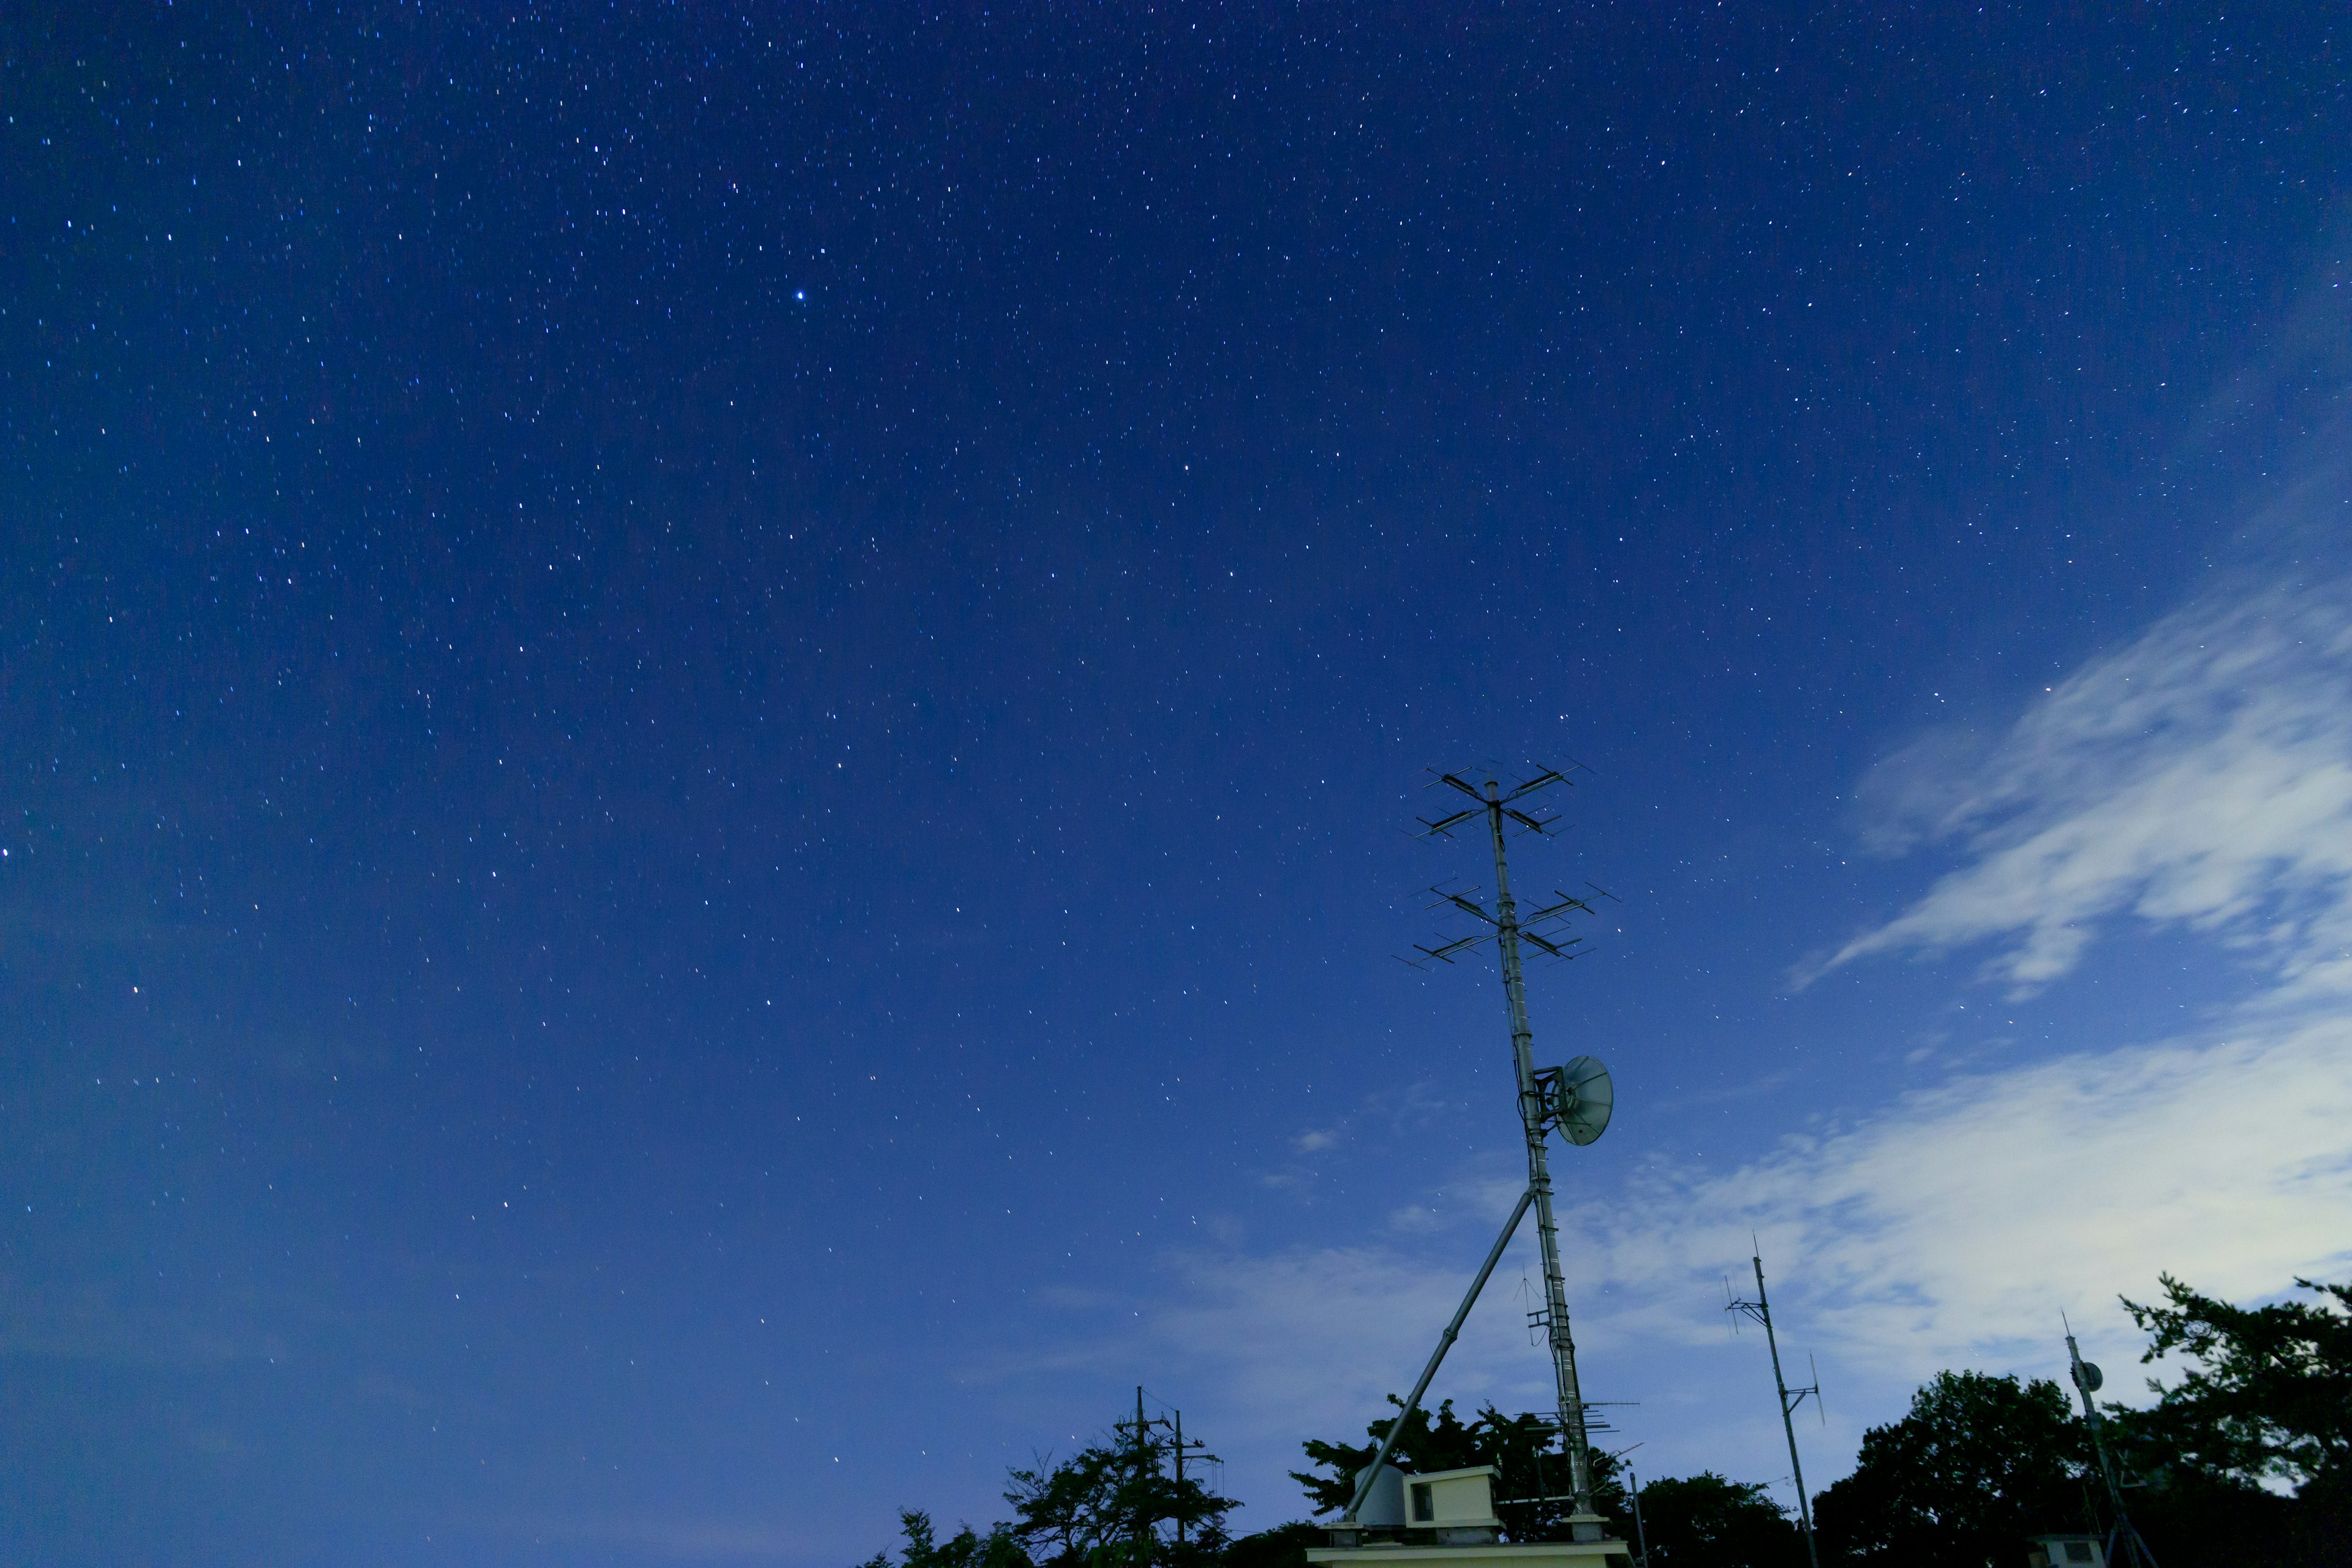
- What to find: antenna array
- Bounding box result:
[1338,765,1618,1547]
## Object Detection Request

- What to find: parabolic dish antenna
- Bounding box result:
[2076,1360,2104,1393]
[1550,1054,1613,1145]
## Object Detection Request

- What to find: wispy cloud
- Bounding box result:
[1814,577,2352,994]
[1120,570,2352,1515]
[1575,1016,2352,1368]
[1134,1013,2352,1511]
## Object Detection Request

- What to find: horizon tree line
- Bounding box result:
[858,1271,2350,1568]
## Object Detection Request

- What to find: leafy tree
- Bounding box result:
[1294,1396,1631,1542]
[1811,1371,2090,1568]
[858,1511,1031,1568]
[1631,1472,1804,1568]
[2106,1274,2352,1567]
[859,1408,1235,1568]
[2122,1467,2301,1568]
[1006,1427,1237,1568]
[2109,1273,2352,1500]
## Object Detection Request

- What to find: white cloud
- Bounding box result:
[1136,1014,2352,1514]
[1126,576,2352,1515]
[1579,1015,2352,1367]
[1816,578,2352,995]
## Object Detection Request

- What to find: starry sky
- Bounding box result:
[5,6,2350,1566]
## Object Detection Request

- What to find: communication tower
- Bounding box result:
[1337,766,1618,1547]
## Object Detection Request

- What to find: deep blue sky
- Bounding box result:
[6,6,2350,1566]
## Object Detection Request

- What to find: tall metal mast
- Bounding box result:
[1727,1249,1822,1568]
[1486,778,1600,1537]
[1409,767,1608,1540]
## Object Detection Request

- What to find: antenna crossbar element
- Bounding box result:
[1525,891,1599,924]
[1404,882,1588,968]
[1418,767,1570,838]
[1419,805,1482,838]
[1516,928,1578,960]
[1438,890,1502,927]
[1408,933,1488,967]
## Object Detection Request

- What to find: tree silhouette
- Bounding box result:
[1812,1371,2090,1568]
[1634,1472,1804,1568]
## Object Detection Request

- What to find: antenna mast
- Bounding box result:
[1411,767,1608,1542]
[1726,1248,1822,1568]
[2064,1321,2158,1568]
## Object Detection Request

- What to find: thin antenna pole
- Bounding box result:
[1136,1385,1151,1566]
[1173,1407,1185,1551]
[1627,1469,1651,1568]
[1479,777,1602,1537]
[2067,1324,2158,1568]
[1729,1251,1821,1568]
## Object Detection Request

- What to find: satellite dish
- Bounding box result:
[1549,1055,1613,1145]
[2076,1360,2104,1393]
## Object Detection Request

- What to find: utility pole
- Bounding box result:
[1411,767,1608,1541]
[1172,1407,1187,1548]
[2065,1320,2158,1568]
[1169,1407,1212,1551]
[1115,1387,1158,1567]
[1134,1387,1152,1566]
[1727,1248,1821,1568]
[1626,1469,1651,1568]
[1117,1387,1215,1562]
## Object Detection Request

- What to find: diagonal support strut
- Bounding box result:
[1342,1186,1536,1521]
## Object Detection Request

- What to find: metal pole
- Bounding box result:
[2068,1329,2157,1568]
[1485,779,1601,1539]
[1343,1186,1536,1520]
[1627,1470,1651,1568]
[1136,1386,1152,1567]
[1173,1407,1185,1551]
[1752,1255,1821,1568]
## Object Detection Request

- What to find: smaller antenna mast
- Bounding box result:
[2064,1316,2158,1568]
[1727,1246,1822,1568]
[1625,1468,1651,1568]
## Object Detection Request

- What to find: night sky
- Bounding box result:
[6,6,2351,1565]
